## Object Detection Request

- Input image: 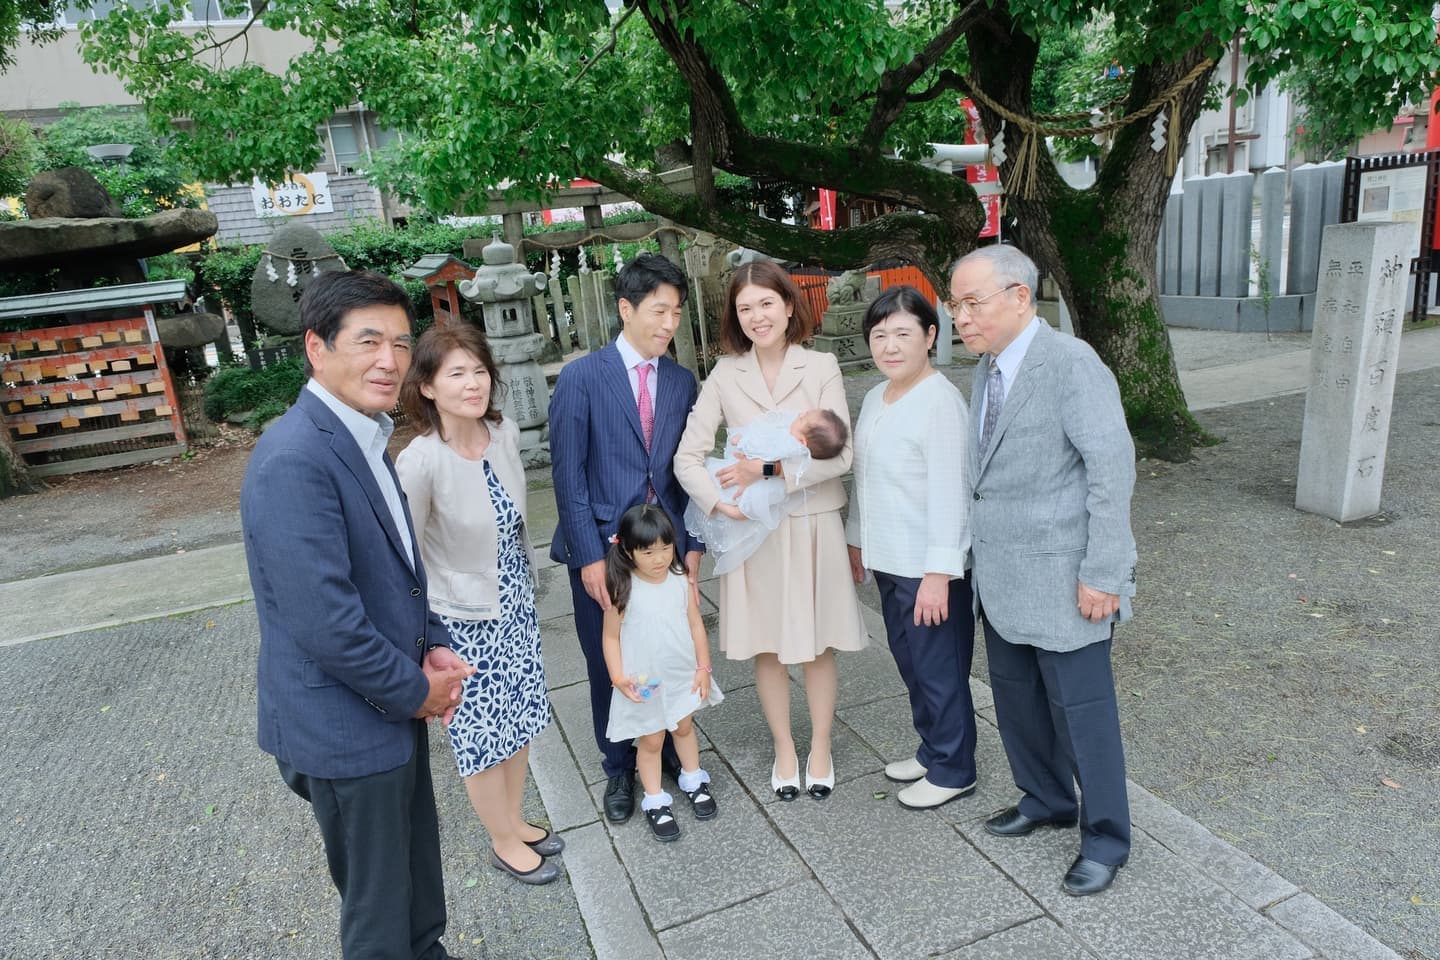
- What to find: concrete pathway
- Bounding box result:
[8,323,1440,959]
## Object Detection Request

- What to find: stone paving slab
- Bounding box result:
[658,879,874,960]
[1128,780,1299,910]
[958,825,1315,960]
[560,821,662,960]
[769,770,1039,960]
[692,682,882,807]
[937,917,1100,959]
[1266,894,1407,960]
[589,752,807,931]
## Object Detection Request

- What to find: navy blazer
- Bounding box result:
[241,389,450,780]
[549,341,703,568]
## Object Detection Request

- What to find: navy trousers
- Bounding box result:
[982,614,1131,866]
[278,722,449,960]
[874,572,978,789]
[569,567,679,778]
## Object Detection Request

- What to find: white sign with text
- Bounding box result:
[251,173,334,218]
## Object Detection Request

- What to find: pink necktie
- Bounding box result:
[636,362,654,451]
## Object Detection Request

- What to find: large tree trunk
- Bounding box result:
[969,13,1217,460]
[0,430,42,498]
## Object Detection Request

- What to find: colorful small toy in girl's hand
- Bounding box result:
[632,674,662,699]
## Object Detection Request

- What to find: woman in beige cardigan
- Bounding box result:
[676,260,868,802]
[396,324,559,885]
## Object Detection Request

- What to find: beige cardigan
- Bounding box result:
[395,417,534,621]
[675,345,852,517]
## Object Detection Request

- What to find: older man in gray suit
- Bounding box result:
[949,245,1137,896]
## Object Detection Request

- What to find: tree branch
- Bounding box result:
[574,1,638,82]
[861,0,985,146]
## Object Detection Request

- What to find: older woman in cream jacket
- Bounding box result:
[676,260,868,804]
[396,323,559,886]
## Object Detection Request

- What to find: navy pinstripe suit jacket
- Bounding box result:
[548,340,703,568]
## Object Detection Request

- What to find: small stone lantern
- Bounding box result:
[457,234,552,464]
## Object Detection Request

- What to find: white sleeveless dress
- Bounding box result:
[605,572,724,741]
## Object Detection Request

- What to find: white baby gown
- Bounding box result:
[683,410,813,576]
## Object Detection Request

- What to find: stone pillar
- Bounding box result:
[812,272,878,368]
[1258,168,1286,297]
[934,301,954,366]
[566,275,589,352]
[1295,222,1411,521]
[1178,175,1203,296]
[549,275,570,349]
[1218,171,1253,298]
[656,219,698,374]
[576,270,599,352]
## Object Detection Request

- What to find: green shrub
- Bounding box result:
[202,354,306,426]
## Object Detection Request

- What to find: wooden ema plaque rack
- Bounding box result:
[1,280,190,477]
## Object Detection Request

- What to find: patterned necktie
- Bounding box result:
[980,358,1003,452]
[636,362,655,451]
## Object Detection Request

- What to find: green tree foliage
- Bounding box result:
[76,0,1440,458]
[37,104,200,217]
[0,0,67,74]
[0,116,40,197]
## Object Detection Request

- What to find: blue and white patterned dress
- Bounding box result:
[442,459,551,776]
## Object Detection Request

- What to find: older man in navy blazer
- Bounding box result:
[242,271,473,959]
[549,252,703,822]
[950,245,1138,897]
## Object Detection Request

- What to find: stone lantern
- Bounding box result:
[457,234,552,464]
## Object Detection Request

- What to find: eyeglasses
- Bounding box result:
[943,283,1020,316]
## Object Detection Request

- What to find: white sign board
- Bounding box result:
[252,172,334,218]
[1355,166,1427,260]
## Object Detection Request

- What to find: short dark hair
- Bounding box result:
[615,252,689,309]
[299,270,417,377]
[400,323,505,437]
[801,409,848,460]
[861,284,939,341]
[720,260,814,354]
[605,503,685,614]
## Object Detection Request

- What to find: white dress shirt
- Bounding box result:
[846,372,970,579]
[614,333,660,406]
[306,379,414,569]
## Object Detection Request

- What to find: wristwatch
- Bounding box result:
[762,461,778,478]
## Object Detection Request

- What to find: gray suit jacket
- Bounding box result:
[969,322,1137,652]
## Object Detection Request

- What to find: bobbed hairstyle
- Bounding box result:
[605,503,686,614]
[861,284,940,340]
[615,251,689,309]
[299,270,417,377]
[400,323,505,438]
[720,260,815,354]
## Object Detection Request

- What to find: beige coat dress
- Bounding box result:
[675,345,869,663]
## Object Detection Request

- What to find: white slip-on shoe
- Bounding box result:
[883,757,928,782]
[897,776,976,809]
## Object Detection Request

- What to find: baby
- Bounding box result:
[684,408,848,575]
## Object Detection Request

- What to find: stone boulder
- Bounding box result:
[250,223,348,335]
[24,167,123,219]
[156,310,226,348]
[0,208,219,271]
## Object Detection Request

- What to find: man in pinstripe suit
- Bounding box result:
[549,253,703,823]
[950,245,1137,897]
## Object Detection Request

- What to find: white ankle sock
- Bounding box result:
[677,768,710,793]
[640,790,673,812]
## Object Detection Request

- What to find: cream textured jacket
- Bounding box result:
[395,417,534,621]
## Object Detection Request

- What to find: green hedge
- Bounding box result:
[202,355,306,430]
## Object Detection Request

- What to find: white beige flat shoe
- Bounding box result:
[897,776,976,809]
[883,757,928,782]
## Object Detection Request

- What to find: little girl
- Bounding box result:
[603,504,724,841]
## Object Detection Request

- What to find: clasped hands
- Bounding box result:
[416,646,476,725]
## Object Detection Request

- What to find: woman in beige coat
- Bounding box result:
[676,260,868,802]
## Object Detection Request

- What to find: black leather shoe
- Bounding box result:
[684,781,718,820]
[983,805,1078,837]
[1062,855,1122,896]
[603,772,635,822]
[644,804,681,841]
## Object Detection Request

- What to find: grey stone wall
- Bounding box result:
[205,175,385,246]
